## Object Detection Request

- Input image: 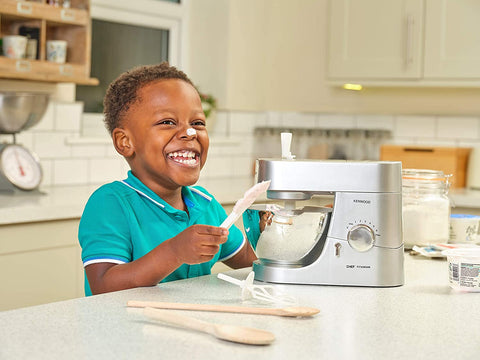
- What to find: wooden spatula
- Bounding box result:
[128,300,320,317]
[144,307,275,345]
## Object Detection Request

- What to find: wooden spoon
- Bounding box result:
[144,307,275,345]
[128,300,320,317]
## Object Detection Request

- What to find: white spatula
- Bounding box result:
[220,180,271,229]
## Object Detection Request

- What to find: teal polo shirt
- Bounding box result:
[78,171,245,296]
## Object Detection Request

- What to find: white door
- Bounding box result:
[424,0,480,79]
[327,0,424,79]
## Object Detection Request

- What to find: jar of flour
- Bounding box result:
[402,169,451,249]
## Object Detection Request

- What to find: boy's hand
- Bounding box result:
[169,225,229,264]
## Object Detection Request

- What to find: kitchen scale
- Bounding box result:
[0,92,49,193]
[0,136,43,192]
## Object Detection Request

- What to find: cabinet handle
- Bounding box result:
[59,64,73,76]
[17,2,33,15]
[61,9,76,22]
[15,60,31,72]
[405,14,414,67]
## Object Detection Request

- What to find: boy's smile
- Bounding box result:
[115,79,209,199]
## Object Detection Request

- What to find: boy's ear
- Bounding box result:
[112,128,134,157]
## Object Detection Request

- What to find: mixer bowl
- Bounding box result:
[0,92,50,134]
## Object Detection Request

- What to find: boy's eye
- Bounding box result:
[158,119,175,125]
[191,119,206,127]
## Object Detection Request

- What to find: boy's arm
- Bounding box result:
[85,225,228,295]
[222,241,257,269]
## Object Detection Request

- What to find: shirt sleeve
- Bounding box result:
[78,186,133,266]
[242,209,261,250]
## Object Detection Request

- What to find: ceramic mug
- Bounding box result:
[2,35,28,59]
[449,214,480,244]
[46,40,67,63]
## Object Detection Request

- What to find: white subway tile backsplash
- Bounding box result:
[15,132,34,150]
[54,102,83,132]
[316,114,356,129]
[436,117,480,140]
[53,158,89,185]
[232,156,255,177]
[6,100,478,192]
[383,138,417,146]
[39,160,53,187]
[356,115,394,130]
[280,112,317,129]
[458,140,480,148]
[33,132,72,158]
[105,146,120,157]
[89,158,126,184]
[204,177,232,195]
[81,113,107,137]
[208,111,229,137]
[71,144,108,158]
[202,155,232,178]
[229,112,260,135]
[394,116,435,138]
[32,101,55,131]
[414,139,457,147]
[266,112,282,127]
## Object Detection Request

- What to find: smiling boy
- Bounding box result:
[78,62,257,296]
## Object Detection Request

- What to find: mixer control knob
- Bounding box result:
[347,225,375,252]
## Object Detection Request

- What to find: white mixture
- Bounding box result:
[402,197,450,248]
[256,212,324,261]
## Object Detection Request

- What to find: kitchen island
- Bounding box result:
[1,255,478,360]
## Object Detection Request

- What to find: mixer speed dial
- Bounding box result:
[347,224,375,252]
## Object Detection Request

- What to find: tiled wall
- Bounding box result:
[2,100,480,193]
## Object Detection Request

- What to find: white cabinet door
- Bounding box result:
[0,219,84,311]
[328,0,424,79]
[424,0,480,79]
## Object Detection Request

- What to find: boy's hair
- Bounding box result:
[103,62,195,134]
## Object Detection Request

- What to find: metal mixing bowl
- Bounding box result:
[0,92,50,134]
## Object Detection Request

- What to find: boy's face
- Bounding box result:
[119,79,209,192]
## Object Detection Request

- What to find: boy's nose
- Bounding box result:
[180,127,197,139]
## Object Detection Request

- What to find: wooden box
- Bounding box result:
[380,145,471,188]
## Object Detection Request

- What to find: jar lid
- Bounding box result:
[402,168,452,189]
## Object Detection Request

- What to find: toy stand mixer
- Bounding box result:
[250,133,404,287]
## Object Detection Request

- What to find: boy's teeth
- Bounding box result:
[168,151,197,163]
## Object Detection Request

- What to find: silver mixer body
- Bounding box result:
[252,159,404,287]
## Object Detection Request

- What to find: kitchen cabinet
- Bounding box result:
[328,0,480,86]
[0,0,98,85]
[0,219,84,311]
[424,0,480,79]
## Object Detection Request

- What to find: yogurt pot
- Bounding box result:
[442,248,480,292]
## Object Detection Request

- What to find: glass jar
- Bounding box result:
[402,169,451,249]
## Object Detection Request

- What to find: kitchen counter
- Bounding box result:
[1,185,479,225]
[450,188,480,210]
[1,255,478,360]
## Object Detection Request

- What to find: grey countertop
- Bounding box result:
[1,255,479,360]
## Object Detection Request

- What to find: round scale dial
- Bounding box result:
[0,144,42,191]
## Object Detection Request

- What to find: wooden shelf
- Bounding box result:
[0,0,97,85]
